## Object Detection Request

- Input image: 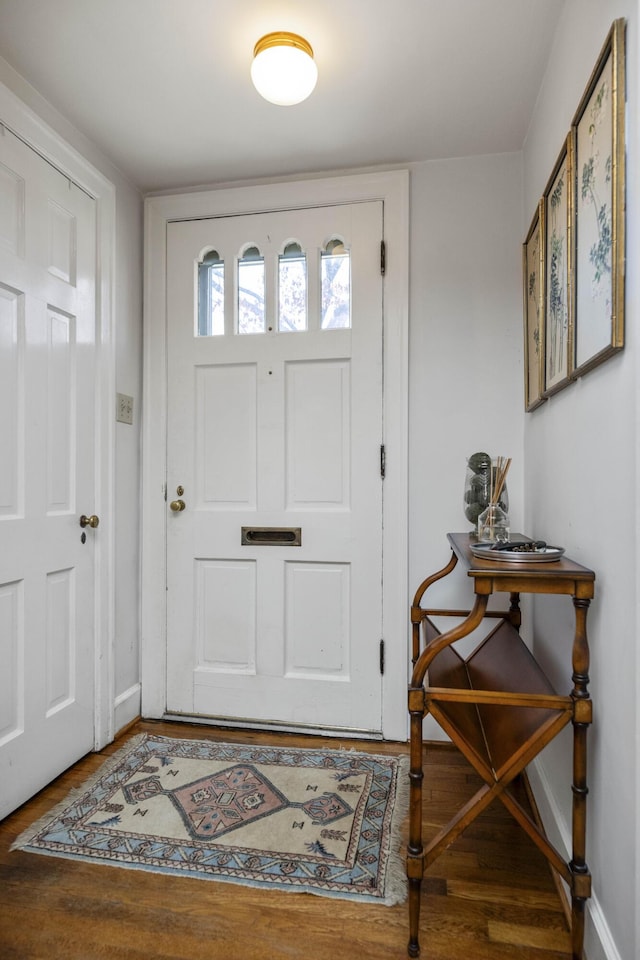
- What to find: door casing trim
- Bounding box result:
[142,170,409,741]
[0,78,117,751]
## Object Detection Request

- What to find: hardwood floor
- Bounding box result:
[0,720,572,959]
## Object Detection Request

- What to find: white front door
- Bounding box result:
[165,201,384,733]
[0,129,98,818]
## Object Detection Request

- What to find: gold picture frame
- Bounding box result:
[542,135,574,397]
[571,18,626,377]
[523,201,546,411]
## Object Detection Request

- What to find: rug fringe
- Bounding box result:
[381,755,409,905]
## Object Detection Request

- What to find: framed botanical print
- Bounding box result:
[571,18,625,377]
[543,136,573,397]
[523,201,546,411]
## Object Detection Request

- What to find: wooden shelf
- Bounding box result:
[407,534,595,960]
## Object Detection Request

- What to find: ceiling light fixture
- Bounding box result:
[251,32,318,106]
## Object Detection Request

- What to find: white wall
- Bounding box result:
[522,2,639,959]
[113,195,144,732]
[0,57,145,736]
[408,152,525,612]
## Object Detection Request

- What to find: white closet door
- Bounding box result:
[0,129,98,818]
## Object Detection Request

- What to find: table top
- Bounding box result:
[448,532,595,598]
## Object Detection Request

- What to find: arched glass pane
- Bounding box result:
[278,241,307,332]
[197,250,224,336]
[321,239,350,329]
[238,245,265,334]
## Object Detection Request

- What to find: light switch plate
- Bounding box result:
[116,393,134,425]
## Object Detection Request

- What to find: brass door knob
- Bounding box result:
[170,499,186,512]
[79,514,100,528]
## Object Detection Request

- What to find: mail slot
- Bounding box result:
[241,526,302,546]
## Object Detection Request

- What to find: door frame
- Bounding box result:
[0,79,117,751]
[142,171,409,741]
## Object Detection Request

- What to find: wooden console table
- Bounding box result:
[407,533,595,959]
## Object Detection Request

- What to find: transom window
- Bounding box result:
[237,245,265,335]
[321,238,350,330]
[197,249,224,336]
[278,242,307,332]
[196,235,351,336]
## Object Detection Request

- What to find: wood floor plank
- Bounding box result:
[0,719,572,959]
[446,878,564,911]
[488,920,573,952]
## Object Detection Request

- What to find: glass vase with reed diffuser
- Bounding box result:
[477,457,512,542]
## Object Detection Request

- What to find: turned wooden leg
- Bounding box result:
[570,596,592,960]
[407,879,421,957]
[571,897,586,960]
[407,695,426,958]
[569,717,591,960]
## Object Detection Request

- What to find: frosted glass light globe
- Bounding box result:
[251,33,318,106]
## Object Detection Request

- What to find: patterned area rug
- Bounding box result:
[13,734,409,905]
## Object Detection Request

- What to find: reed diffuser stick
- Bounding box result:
[491,457,511,504]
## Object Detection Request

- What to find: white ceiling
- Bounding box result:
[0,0,563,194]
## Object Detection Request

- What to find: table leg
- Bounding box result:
[570,596,592,960]
[407,699,425,957]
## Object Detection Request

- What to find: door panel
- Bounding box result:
[166,202,384,732]
[286,359,350,505]
[0,129,97,819]
[196,363,257,506]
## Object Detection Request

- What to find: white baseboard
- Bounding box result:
[528,758,622,960]
[113,683,141,736]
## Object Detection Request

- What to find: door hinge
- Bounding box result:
[380,444,386,479]
[380,239,386,276]
[379,639,385,675]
